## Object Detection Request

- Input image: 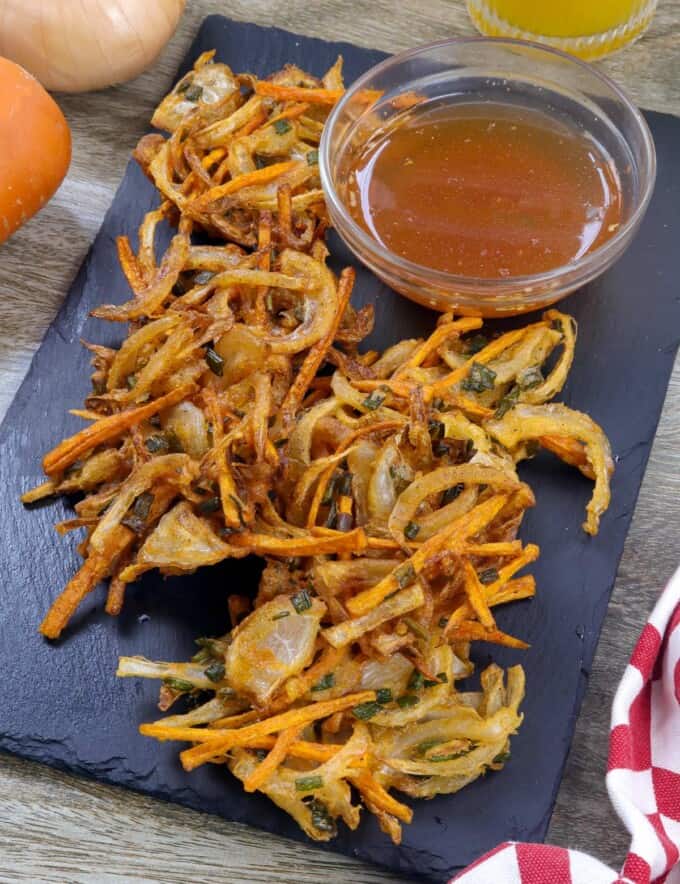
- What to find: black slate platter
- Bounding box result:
[1,15,679,881]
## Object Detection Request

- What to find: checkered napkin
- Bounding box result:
[452,567,680,884]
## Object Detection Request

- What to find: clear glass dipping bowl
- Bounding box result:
[319,38,656,316]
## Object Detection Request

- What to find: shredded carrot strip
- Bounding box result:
[280,267,356,428]
[346,494,509,617]
[233,107,269,139]
[445,544,540,631]
[350,771,413,823]
[243,725,301,792]
[461,560,495,628]
[427,321,549,398]
[268,102,310,125]
[167,690,376,771]
[446,620,529,649]
[253,81,344,104]
[464,541,523,557]
[193,160,299,209]
[42,383,195,476]
[208,710,262,730]
[227,528,368,557]
[201,147,226,169]
[394,317,483,377]
[351,379,414,398]
[540,433,596,478]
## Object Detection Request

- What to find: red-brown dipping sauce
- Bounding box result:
[340,101,623,279]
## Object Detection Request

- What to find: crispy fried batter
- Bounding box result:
[27,50,613,849]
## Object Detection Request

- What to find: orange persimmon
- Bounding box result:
[0,57,71,243]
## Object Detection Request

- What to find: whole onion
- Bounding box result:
[0,0,186,93]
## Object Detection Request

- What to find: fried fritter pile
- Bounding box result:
[24,51,613,845]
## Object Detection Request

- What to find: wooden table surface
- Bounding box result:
[1,2,678,882]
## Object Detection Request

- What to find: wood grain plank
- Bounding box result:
[0,1,678,880]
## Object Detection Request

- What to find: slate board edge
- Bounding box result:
[0,14,678,882]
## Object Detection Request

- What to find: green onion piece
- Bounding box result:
[494,385,519,419]
[204,662,225,683]
[205,347,224,376]
[428,419,444,440]
[466,334,488,355]
[403,616,428,641]
[479,567,499,585]
[362,390,386,410]
[309,798,335,834]
[165,429,184,453]
[396,694,419,709]
[295,774,323,792]
[429,751,467,762]
[133,491,154,521]
[436,671,448,683]
[352,701,382,720]
[493,750,511,764]
[404,521,420,540]
[307,149,319,165]
[197,496,221,515]
[375,688,393,705]
[274,119,292,135]
[408,670,425,691]
[311,673,335,692]
[395,562,416,589]
[291,590,312,614]
[389,463,411,493]
[271,610,291,621]
[321,473,338,506]
[145,434,170,454]
[442,483,464,505]
[163,677,194,693]
[325,498,338,529]
[423,678,440,688]
[417,739,443,755]
[192,647,211,665]
[461,361,496,393]
[517,366,544,390]
[177,78,193,94]
[184,84,203,102]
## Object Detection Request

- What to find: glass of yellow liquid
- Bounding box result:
[466,0,658,60]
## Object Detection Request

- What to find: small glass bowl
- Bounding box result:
[319,38,656,316]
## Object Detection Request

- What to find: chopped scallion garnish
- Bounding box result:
[461,361,496,393]
[291,590,312,613]
[311,672,335,692]
[205,346,224,376]
[295,774,323,792]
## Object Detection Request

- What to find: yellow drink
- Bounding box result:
[466,0,657,60]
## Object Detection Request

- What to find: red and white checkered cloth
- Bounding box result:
[452,567,680,884]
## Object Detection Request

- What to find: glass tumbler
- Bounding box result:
[466,0,658,60]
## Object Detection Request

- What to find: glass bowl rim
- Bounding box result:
[319,35,657,293]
